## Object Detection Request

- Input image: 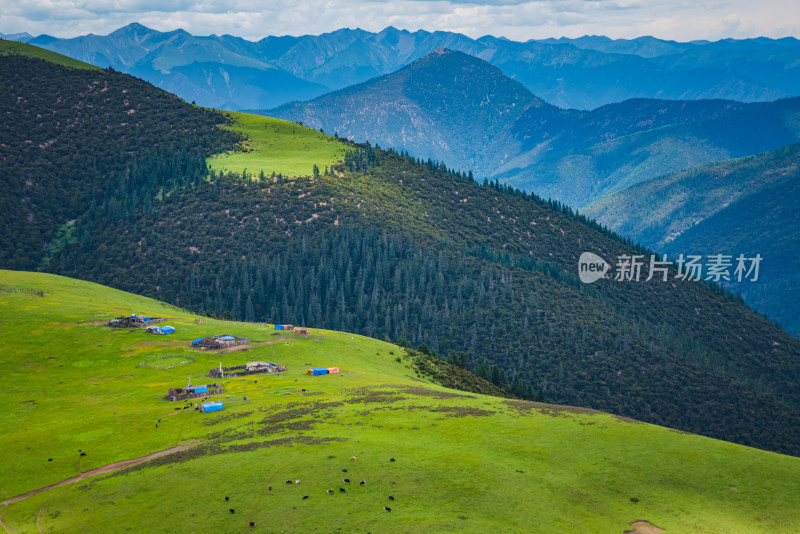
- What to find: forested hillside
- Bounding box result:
[0,52,240,270]
[5,48,800,456]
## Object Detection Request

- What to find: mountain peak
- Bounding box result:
[110,22,155,37]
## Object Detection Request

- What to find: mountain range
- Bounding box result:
[4,43,800,457]
[7,23,800,110]
[268,48,800,209]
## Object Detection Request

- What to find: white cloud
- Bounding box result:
[1,0,798,40]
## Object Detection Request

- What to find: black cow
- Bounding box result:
[342,469,348,473]
[339,488,346,494]
[343,479,350,484]
[250,522,255,527]
[229,509,235,514]
[225,496,229,501]
[302,495,309,500]
[327,489,334,495]
[388,496,394,501]
[286,480,293,485]
[359,480,366,486]
[390,458,395,462]
[384,507,392,512]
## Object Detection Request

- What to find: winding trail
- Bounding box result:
[1,442,199,507]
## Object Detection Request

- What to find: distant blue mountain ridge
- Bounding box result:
[5,23,799,110]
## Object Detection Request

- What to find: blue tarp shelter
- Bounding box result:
[201,402,223,413]
[148,325,175,335]
[307,368,329,376]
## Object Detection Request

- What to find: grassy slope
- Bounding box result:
[1,272,800,533]
[0,40,100,71]
[207,111,348,178]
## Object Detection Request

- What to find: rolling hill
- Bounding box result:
[17,24,800,110]
[266,49,800,208]
[583,143,800,335]
[1,271,800,533]
[5,44,800,459]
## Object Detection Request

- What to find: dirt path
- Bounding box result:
[0,442,199,507]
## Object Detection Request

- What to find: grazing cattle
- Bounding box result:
[342,469,348,473]
[359,481,366,486]
[302,495,309,500]
[229,509,235,514]
[384,507,392,512]
[269,486,271,491]
[286,480,293,485]
[48,458,52,462]
[388,496,394,501]
[339,488,346,494]
[392,482,395,486]
[458,515,466,520]
[225,496,229,501]
[80,452,86,457]
[390,458,395,462]
[343,479,350,484]
[351,456,357,461]
[250,522,255,527]
[295,480,300,484]
[327,489,334,495]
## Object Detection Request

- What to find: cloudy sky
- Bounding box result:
[1,0,798,41]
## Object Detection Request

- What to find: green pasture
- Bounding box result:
[1,271,799,533]
[207,112,348,178]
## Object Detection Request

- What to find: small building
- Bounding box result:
[208,361,287,378]
[326,367,340,374]
[294,327,309,335]
[201,402,224,413]
[163,382,223,401]
[108,314,167,328]
[275,324,295,331]
[146,325,175,335]
[191,334,251,350]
